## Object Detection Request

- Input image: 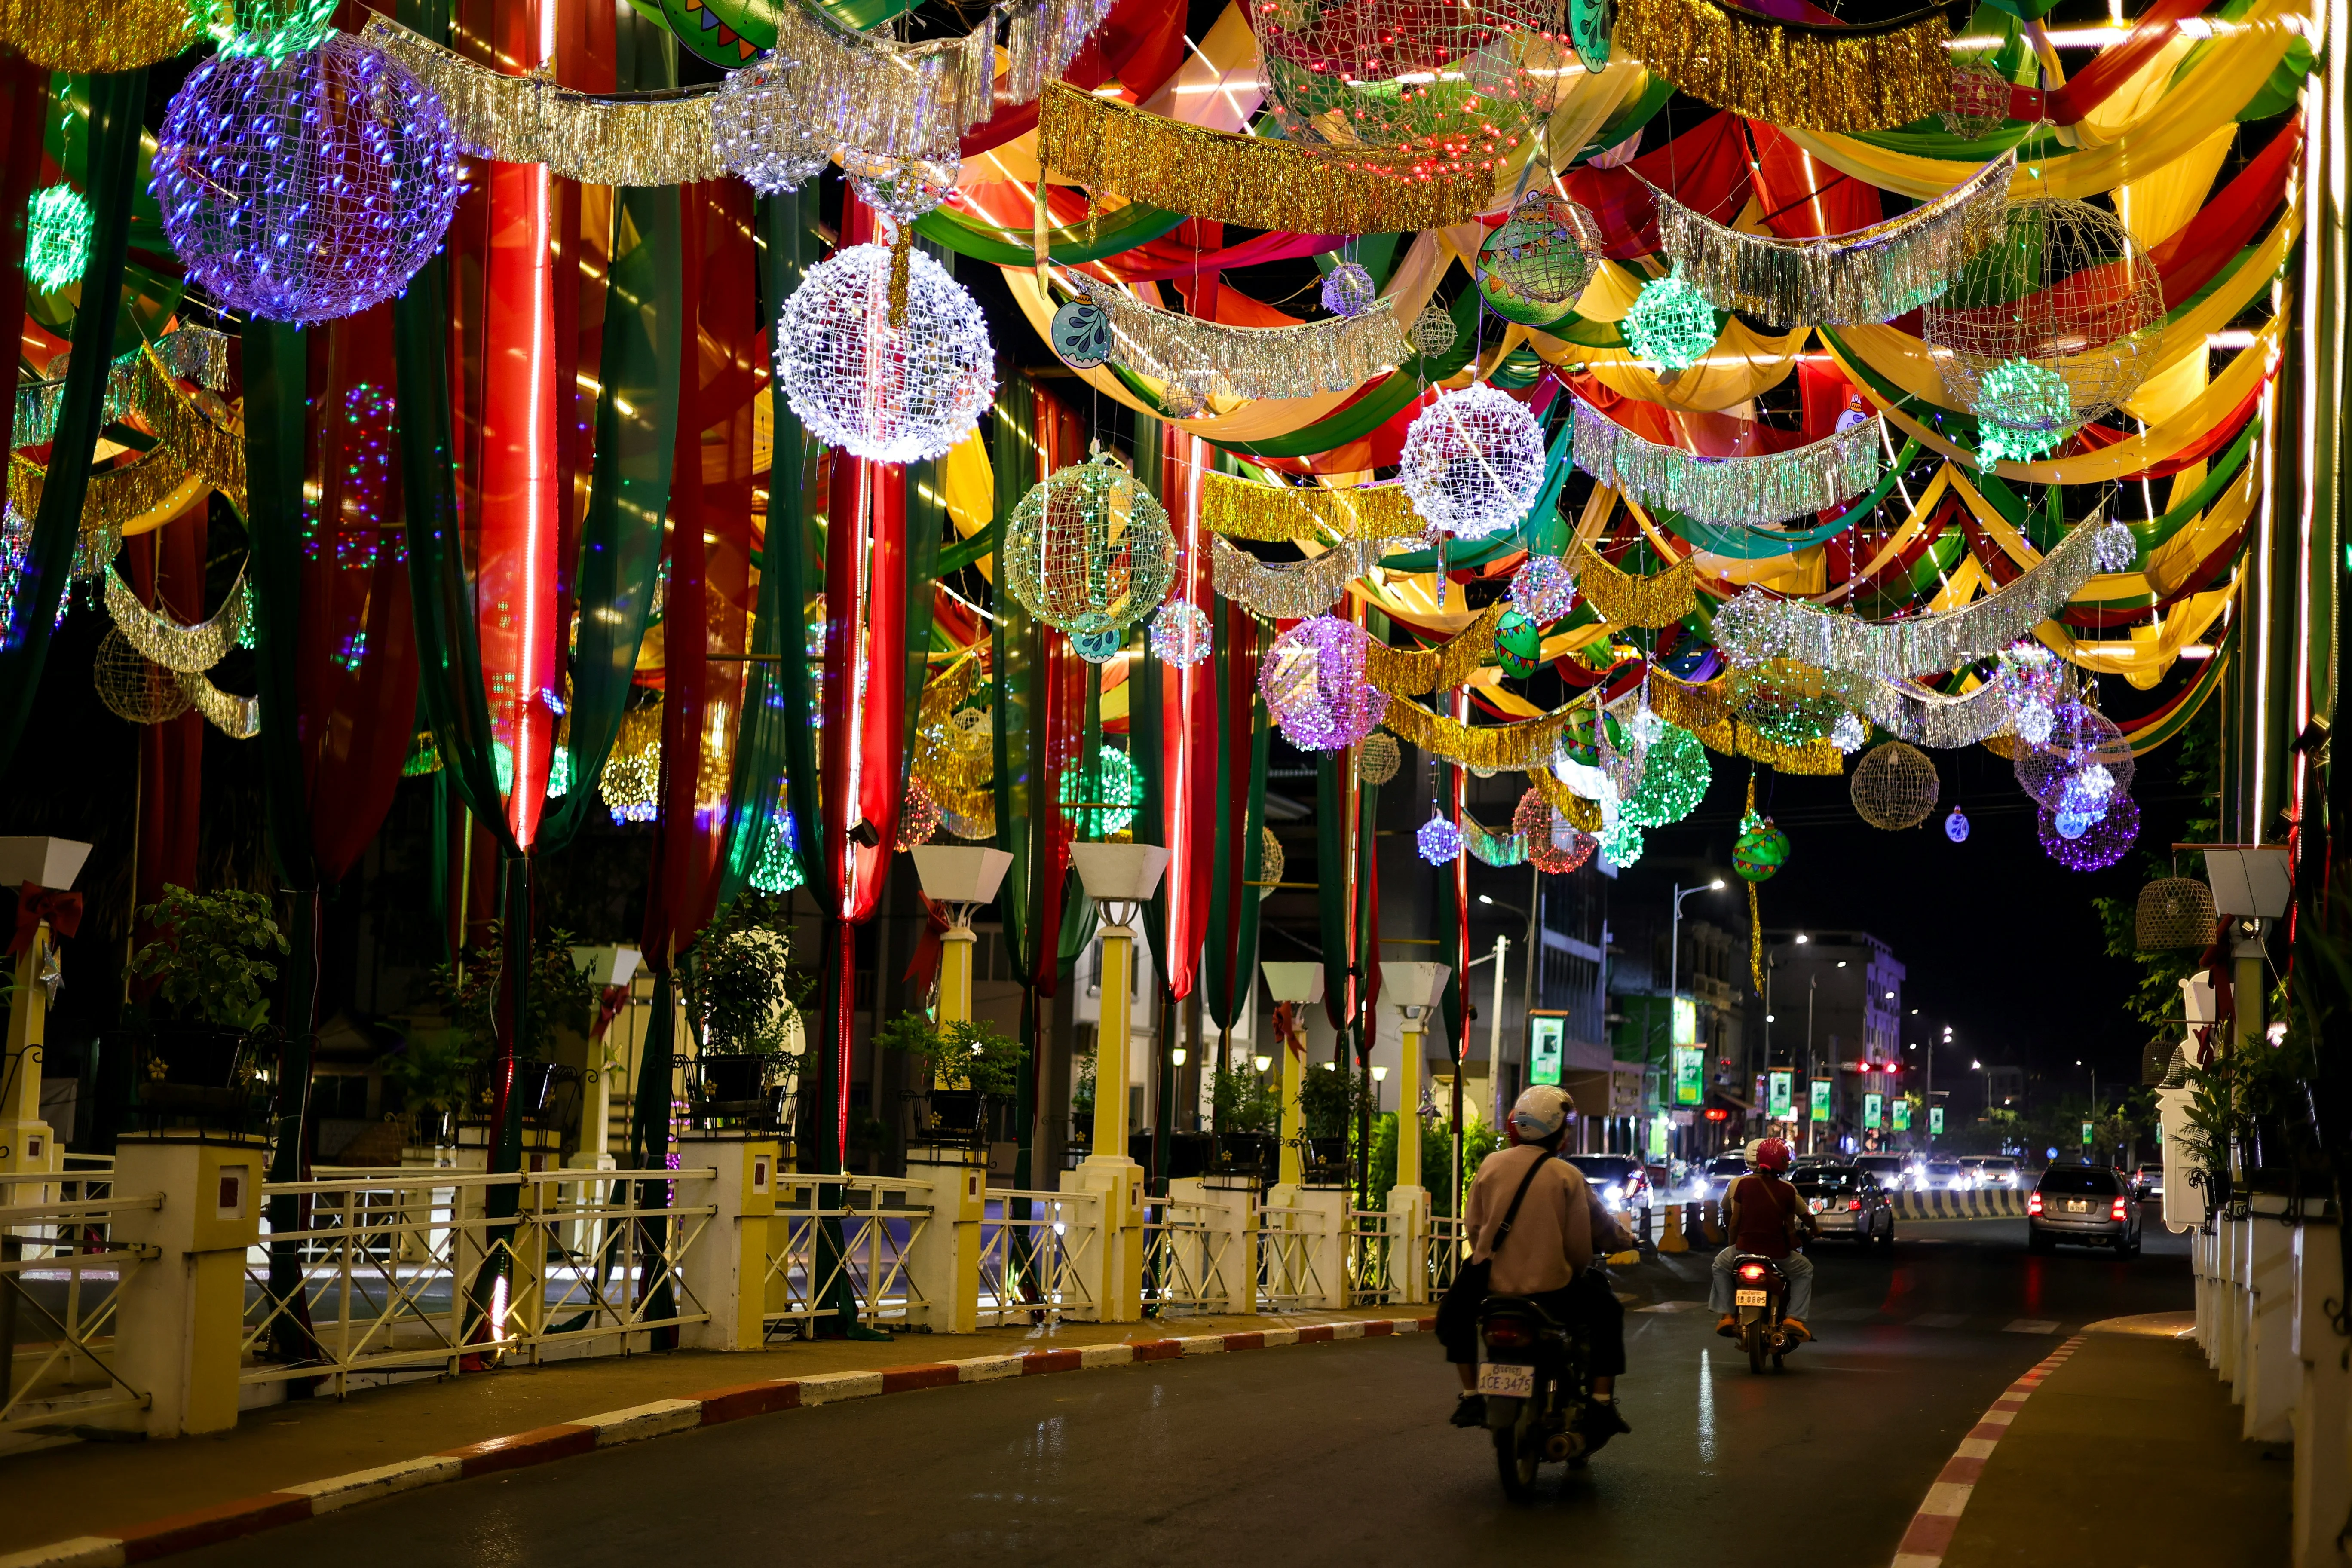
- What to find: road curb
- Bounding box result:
[0,1314,1436,1568]
[1888,1333,2086,1568]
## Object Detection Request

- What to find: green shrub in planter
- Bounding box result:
[131,885,288,1032]
[428,921,599,1065]
[881,1014,1024,1097]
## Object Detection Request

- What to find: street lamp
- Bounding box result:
[1261,962,1326,1186]
[910,846,1013,1026]
[1069,843,1170,1323]
[1665,880,1724,1159]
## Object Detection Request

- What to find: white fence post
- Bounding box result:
[2290,1221,2349,1568]
[1385,1184,1429,1305]
[110,1133,265,1437]
[2243,1195,2299,1442]
[674,1136,778,1351]
[1168,1177,1257,1315]
[1263,1182,1348,1310]
[902,1149,986,1333]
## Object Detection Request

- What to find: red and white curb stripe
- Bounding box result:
[0,1315,1435,1568]
[1889,1333,2086,1568]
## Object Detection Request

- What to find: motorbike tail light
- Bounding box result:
[1484,1320,1537,1349]
[2027,1192,2043,1216]
[2112,1196,2129,1222]
[1738,1263,1766,1281]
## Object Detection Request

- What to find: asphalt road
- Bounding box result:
[183,1213,2191,1568]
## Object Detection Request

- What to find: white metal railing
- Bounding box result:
[1345,1209,1398,1307]
[238,1166,715,1395]
[1139,1198,1231,1316]
[1427,1213,1466,1297]
[977,1188,1096,1326]
[0,1189,163,1431]
[764,1175,931,1337]
[1255,1202,1335,1310]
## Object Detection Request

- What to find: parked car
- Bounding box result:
[1565,1154,1651,1211]
[1852,1152,1911,1191]
[1921,1158,1972,1191]
[2130,1164,2164,1199]
[1791,1165,1895,1248]
[1961,1155,2023,1189]
[1791,1152,1840,1173]
[2028,1163,2142,1256]
[1700,1152,1749,1202]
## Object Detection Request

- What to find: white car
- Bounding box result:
[1852,1153,1911,1191]
[1921,1158,1972,1191]
[1961,1155,2021,1189]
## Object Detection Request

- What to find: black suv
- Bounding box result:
[2028,1163,2142,1256]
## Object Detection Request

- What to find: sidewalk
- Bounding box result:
[0,1308,1430,1559]
[1909,1311,2291,1568]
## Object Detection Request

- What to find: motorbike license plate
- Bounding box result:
[2066,1200,2089,1213]
[1477,1363,1536,1398]
[1735,1289,1768,1307]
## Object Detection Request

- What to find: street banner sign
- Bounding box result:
[1809,1079,1831,1123]
[1929,1106,1945,1135]
[1672,1046,1703,1106]
[1767,1069,1793,1120]
[1892,1097,1911,1131]
[1864,1092,1883,1130]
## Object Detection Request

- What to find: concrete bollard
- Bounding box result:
[673,1136,778,1352]
[902,1148,988,1333]
[110,1133,266,1437]
[1264,1183,1349,1310]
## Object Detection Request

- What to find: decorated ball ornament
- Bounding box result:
[95,628,193,724]
[1262,615,1389,752]
[775,242,995,464]
[1922,197,2165,441]
[1851,740,1941,830]
[1618,722,1709,830]
[1356,729,1402,785]
[710,52,835,193]
[1941,57,2013,139]
[2013,700,2134,809]
[1398,382,1547,540]
[1945,805,1971,843]
[1147,600,1212,669]
[1493,609,1543,678]
[1406,305,1459,359]
[1001,454,1177,635]
[1058,744,1144,838]
[1733,811,1790,881]
[897,777,942,851]
[1072,628,1124,663]
[1416,807,1464,865]
[1050,298,1114,369]
[25,185,92,293]
[1623,272,1717,375]
[2040,793,2139,872]
[153,34,463,326]
[1476,193,1604,315]
[843,150,959,223]
[1321,262,1378,318]
[1507,554,1577,623]
[1597,821,1645,869]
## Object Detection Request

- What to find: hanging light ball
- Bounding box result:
[1057,744,1143,838]
[1072,628,1124,663]
[1508,554,1577,623]
[2040,794,2139,872]
[749,808,805,892]
[1398,382,1546,539]
[1830,710,1868,753]
[1598,821,1645,869]
[1356,729,1402,785]
[2013,700,2134,809]
[774,242,995,464]
[1622,272,1717,375]
[1407,305,1459,359]
[25,184,92,292]
[152,33,463,326]
[1944,805,1971,843]
[1510,787,1553,845]
[1941,58,2014,139]
[94,628,193,724]
[1730,660,1845,748]
[843,150,960,223]
[1001,454,1177,635]
[1253,0,1556,163]
[1161,373,1211,421]
[1851,740,1941,830]
[1262,614,1388,752]
[1417,808,1464,865]
[710,52,835,193]
[1493,609,1544,678]
[1535,818,1596,875]
[1733,811,1790,881]
[1258,827,1286,900]
[1147,600,1212,669]
[1618,723,1709,830]
[1321,262,1378,318]
[1995,641,2064,744]
[897,777,942,851]
[1476,192,1604,321]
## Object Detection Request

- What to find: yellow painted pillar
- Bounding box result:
[112,1134,266,1436]
[1396,1019,1422,1192]
[1,919,60,1204]
[1098,924,1134,1161]
[938,925,977,1026]
[1278,1041,1304,1187]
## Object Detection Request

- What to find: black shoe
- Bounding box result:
[1583,1400,1632,1441]
[1450,1394,1487,1428]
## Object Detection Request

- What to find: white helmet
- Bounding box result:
[1743,1137,1768,1168]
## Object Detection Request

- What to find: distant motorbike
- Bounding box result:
[1730,1253,1798,1373]
[1476,1295,1595,1499]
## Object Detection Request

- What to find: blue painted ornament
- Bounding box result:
[1050,298,1113,368]
[1944,805,1969,843]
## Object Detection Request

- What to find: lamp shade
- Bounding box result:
[1379,960,1451,1010]
[1070,843,1170,904]
[2196,845,2292,920]
[2181,971,2217,1027]
[912,845,1014,906]
[1262,961,1326,1005]
[0,837,94,891]
[570,945,643,989]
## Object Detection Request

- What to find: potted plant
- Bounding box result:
[428,921,600,1129]
[128,885,289,1132]
[1070,1038,1096,1150]
[682,894,807,1125]
[1298,1060,1371,1184]
[1209,1066,1280,1178]
[883,1014,1023,1145]
[383,1028,475,1147]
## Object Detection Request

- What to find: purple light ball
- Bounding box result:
[153,34,462,325]
[1261,614,1388,751]
[2013,700,2134,809]
[2039,794,2139,871]
[1417,808,1463,864]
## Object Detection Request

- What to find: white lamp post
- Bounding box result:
[0,837,91,1202]
[1261,961,1325,1186]
[911,846,1013,1025]
[1065,843,1169,1323]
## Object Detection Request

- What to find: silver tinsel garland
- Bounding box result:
[103,563,251,673]
[1648,149,2013,327]
[1712,511,2129,679]
[178,669,259,738]
[14,327,230,450]
[1571,399,1884,527]
[1209,534,1406,618]
[1838,660,2079,749]
[1074,275,1410,403]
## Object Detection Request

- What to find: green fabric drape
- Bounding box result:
[0,68,144,780]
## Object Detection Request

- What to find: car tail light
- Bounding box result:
[2112,1196,2129,1222]
[1738,1263,1766,1281]
[2027,1193,2043,1216]
[1484,1319,1537,1348]
[1847,1199,1862,1212]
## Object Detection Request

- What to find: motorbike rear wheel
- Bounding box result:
[1747,1326,1765,1374]
[1494,1427,1540,1501]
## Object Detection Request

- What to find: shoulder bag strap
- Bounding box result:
[1489,1150,1552,1254]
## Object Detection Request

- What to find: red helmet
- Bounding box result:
[1754,1137,1793,1172]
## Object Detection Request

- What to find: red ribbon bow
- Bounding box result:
[11,883,83,955]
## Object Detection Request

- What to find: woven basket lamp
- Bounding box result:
[95,628,193,724]
[1357,730,1402,785]
[1850,740,1940,830]
[2135,875,2217,950]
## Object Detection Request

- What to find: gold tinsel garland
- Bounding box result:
[1647,668,1847,775]
[1038,82,1492,236]
[1614,0,1952,133]
[931,783,997,841]
[176,670,259,739]
[1209,535,1403,618]
[1361,604,1507,696]
[1075,275,1410,402]
[10,350,247,532]
[0,0,199,72]
[913,655,992,792]
[1379,695,1573,770]
[103,563,250,673]
[1525,769,1605,833]
[1199,469,1426,543]
[1574,541,1698,628]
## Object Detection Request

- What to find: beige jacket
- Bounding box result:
[1464,1144,1596,1295]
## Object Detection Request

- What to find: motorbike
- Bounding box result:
[1475,1294,1596,1500]
[1729,1253,1797,1373]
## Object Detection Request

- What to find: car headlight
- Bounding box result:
[1600,1183,1623,1207]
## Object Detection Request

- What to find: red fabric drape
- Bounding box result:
[1158,427,1217,999]
[1553,114,1755,260]
[0,55,49,517]
[1748,122,1880,239]
[956,0,1188,156]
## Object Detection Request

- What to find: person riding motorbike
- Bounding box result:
[1446,1087,1636,1437]
[1710,1136,1817,1341]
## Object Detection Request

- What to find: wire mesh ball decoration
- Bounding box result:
[1619,723,1709,830]
[1407,304,1458,359]
[1920,197,2165,446]
[1733,811,1789,880]
[1508,554,1577,623]
[1830,710,1868,753]
[1321,262,1378,318]
[152,33,462,326]
[1417,807,1464,865]
[1598,821,1645,869]
[2040,794,2139,872]
[775,242,995,464]
[710,52,836,193]
[1258,827,1286,900]
[2013,700,2134,809]
[1940,58,2013,139]
[897,777,941,851]
[1072,628,1124,663]
[1995,641,2063,744]
[1262,614,1389,752]
[1623,272,1717,375]
[1476,193,1604,322]
[1510,787,1553,845]
[1252,0,1557,164]
[1945,805,1971,843]
[1001,455,1177,635]
[94,628,193,724]
[2135,875,2217,949]
[1850,740,1940,830]
[1398,382,1546,539]
[1356,729,1402,784]
[25,185,92,292]
[1058,745,1144,838]
[843,150,960,223]
[1148,600,1212,668]
[1730,660,1844,747]
[1534,819,1596,875]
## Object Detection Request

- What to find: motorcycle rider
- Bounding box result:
[1709,1136,1816,1341]
[1446,1087,1637,1436]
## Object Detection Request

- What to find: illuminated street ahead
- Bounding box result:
[175,1216,2228,1568]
